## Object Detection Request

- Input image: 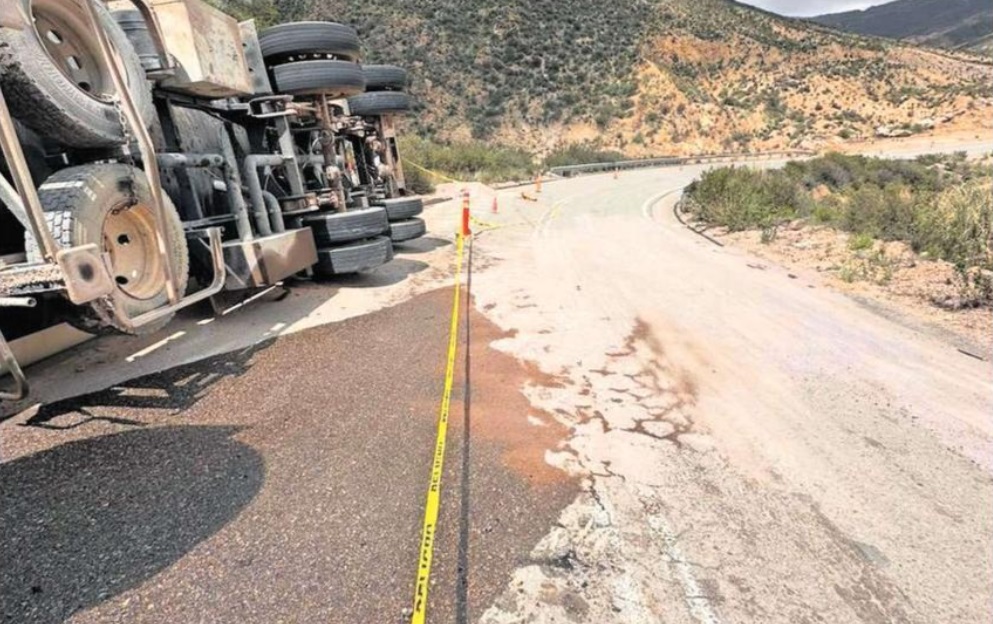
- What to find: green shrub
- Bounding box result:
[403,162,436,195]
[684,166,801,231]
[788,153,942,192]
[545,143,624,168]
[911,181,993,273]
[848,232,874,251]
[399,136,535,183]
[840,184,915,240]
[686,156,992,301]
[839,248,895,285]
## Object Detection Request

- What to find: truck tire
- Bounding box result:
[297,207,388,247]
[347,92,412,116]
[258,22,361,62]
[272,60,365,96]
[314,236,393,276]
[389,218,426,243]
[377,196,423,221]
[27,164,189,335]
[0,0,155,149]
[362,64,408,91]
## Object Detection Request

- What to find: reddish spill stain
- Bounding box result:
[630,317,699,403]
[457,299,574,487]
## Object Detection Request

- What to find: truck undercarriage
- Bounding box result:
[0,0,426,399]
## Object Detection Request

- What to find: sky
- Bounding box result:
[737,0,894,18]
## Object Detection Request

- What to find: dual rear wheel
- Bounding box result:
[259,23,422,274]
[0,0,155,149]
[2,1,181,333]
[28,165,189,335]
[260,21,366,98]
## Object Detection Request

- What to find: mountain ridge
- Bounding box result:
[224,0,993,156]
[811,0,993,55]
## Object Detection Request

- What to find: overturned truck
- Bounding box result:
[0,0,427,399]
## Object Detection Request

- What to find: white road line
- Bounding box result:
[647,513,723,624]
[640,187,684,221]
[220,285,280,316]
[125,331,186,363]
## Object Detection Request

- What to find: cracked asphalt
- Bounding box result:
[3,142,991,623]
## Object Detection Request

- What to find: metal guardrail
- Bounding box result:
[548,150,816,177]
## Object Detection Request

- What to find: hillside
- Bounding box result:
[250,0,992,157]
[812,0,993,55]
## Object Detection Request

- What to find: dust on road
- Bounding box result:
[470,168,993,624]
[3,158,991,624]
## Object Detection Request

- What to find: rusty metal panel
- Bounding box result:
[56,244,115,304]
[239,20,272,95]
[380,115,398,139]
[150,0,253,97]
[222,229,318,290]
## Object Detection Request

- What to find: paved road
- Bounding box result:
[1,286,576,623]
[2,149,991,623]
[471,163,992,623]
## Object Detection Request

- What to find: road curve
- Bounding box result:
[1,153,989,623]
[471,163,992,623]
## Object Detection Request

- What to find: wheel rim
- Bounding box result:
[103,203,166,301]
[30,0,115,101]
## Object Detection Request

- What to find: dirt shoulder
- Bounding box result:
[714,223,991,358]
[832,127,993,158]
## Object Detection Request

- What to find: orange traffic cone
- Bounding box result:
[492,196,498,213]
[461,188,471,237]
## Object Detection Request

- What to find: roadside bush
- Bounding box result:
[545,143,625,168]
[684,166,801,231]
[400,136,535,184]
[839,248,895,285]
[839,184,915,240]
[913,181,993,306]
[403,161,436,195]
[848,232,874,251]
[685,156,993,306]
[786,153,941,193]
[911,180,993,272]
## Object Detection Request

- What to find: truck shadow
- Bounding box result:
[319,257,429,288]
[0,425,264,623]
[17,340,270,429]
[394,236,452,254]
[0,247,436,421]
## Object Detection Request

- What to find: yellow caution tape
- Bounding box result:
[410,231,466,624]
[470,215,537,234]
[469,215,502,229]
[403,159,462,184]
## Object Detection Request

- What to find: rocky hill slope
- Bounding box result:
[812,0,993,56]
[239,0,992,156]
